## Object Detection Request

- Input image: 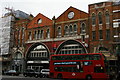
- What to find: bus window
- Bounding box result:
[84,61,92,66]
[52,54,102,60]
[93,54,101,60]
[94,66,104,73]
[54,67,83,72]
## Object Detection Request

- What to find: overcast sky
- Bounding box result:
[0,0,109,19]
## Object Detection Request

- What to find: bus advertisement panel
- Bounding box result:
[49,53,109,80]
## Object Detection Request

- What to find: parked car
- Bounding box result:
[23,69,40,78]
[4,70,20,76]
[40,69,50,78]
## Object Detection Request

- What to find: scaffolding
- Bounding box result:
[0,15,15,55]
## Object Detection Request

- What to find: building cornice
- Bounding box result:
[25,35,89,44]
[55,18,88,25]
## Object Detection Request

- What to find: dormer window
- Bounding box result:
[37,18,42,24]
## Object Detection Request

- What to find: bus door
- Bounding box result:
[71,62,84,79]
[83,61,93,73]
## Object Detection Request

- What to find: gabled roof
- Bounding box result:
[56,6,88,23]
[27,13,52,29]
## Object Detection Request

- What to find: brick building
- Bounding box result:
[25,13,53,70]
[112,1,120,56]
[5,1,120,72]
[89,1,120,60]
[12,18,30,73]
[24,6,89,71]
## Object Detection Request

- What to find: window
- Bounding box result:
[81,23,86,34]
[46,29,50,38]
[28,32,32,40]
[57,27,61,37]
[55,63,83,72]
[98,12,103,24]
[37,30,40,39]
[99,30,103,40]
[69,25,73,35]
[34,31,37,40]
[84,61,92,66]
[73,24,77,34]
[22,27,25,39]
[29,45,48,58]
[105,11,110,24]
[52,55,97,60]
[92,31,96,40]
[59,44,83,55]
[64,25,69,36]
[92,13,96,25]
[37,18,42,24]
[40,30,44,39]
[15,53,22,59]
[93,54,101,60]
[113,22,119,28]
[106,29,110,40]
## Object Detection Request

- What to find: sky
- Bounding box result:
[0,0,109,19]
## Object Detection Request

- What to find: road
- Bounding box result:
[1,75,63,80]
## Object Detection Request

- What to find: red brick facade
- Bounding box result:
[25,6,89,56]
[12,1,120,71]
[89,1,120,59]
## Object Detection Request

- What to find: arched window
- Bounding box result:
[64,25,69,36]
[40,30,44,39]
[73,24,77,34]
[56,40,87,54]
[81,23,86,34]
[28,31,32,40]
[105,11,110,24]
[92,13,96,25]
[57,27,61,37]
[46,29,50,38]
[15,52,22,59]
[69,25,73,35]
[34,31,37,40]
[37,18,42,24]
[37,30,40,39]
[98,12,103,24]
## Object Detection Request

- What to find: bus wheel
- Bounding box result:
[57,74,63,79]
[86,75,92,80]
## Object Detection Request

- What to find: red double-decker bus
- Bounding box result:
[49,53,109,80]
